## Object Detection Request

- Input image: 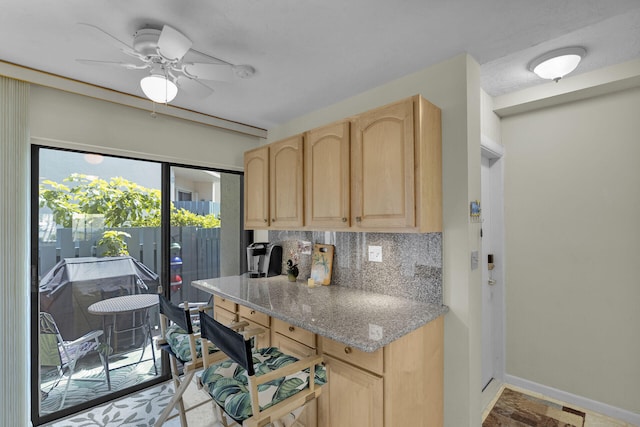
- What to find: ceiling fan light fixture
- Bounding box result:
[140,74,178,103]
[529,47,586,82]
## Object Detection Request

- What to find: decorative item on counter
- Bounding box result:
[286,259,299,282]
[310,243,334,285]
[279,239,312,279]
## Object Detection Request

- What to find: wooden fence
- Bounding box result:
[39,226,220,303]
[174,201,220,217]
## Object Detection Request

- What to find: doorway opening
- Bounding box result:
[481,136,506,402]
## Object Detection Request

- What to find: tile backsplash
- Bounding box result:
[268,230,442,305]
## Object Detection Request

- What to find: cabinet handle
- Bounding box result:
[288,326,295,332]
[355,216,362,222]
[344,346,352,354]
[342,217,347,222]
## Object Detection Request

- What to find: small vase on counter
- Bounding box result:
[286,259,299,282]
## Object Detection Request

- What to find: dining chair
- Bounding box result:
[197,310,327,427]
[154,294,251,427]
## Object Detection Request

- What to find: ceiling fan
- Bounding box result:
[77,22,256,103]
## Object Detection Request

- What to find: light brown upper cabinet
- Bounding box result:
[351,95,441,232]
[243,94,441,232]
[244,145,270,228]
[305,120,351,229]
[269,135,304,228]
[351,97,415,230]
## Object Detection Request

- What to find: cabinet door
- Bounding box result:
[238,304,270,328]
[318,355,383,427]
[272,318,316,349]
[244,146,270,228]
[213,307,237,326]
[305,121,350,228]
[352,98,415,229]
[270,135,304,228]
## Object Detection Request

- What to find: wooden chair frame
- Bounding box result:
[154,295,249,427]
[198,309,324,427]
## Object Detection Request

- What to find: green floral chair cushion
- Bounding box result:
[165,323,215,362]
[200,347,327,423]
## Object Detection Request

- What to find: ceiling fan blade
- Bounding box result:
[183,62,233,82]
[157,25,192,61]
[78,22,142,59]
[175,75,214,98]
[76,59,148,70]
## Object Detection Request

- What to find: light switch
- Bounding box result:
[471,250,479,270]
[368,245,382,262]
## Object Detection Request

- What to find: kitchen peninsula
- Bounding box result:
[193,274,448,427]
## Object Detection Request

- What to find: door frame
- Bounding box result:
[480,135,506,396]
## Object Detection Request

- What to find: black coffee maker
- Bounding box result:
[246,242,282,278]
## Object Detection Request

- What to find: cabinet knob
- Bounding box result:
[355,216,362,222]
[263,218,268,223]
[342,217,347,222]
[344,346,352,354]
[288,326,295,332]
[271,218,276,222]
[250,310,255,315]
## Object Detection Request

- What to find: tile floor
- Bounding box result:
[483,384,637,427]
[48,377,634,426]
[45,374,302,427]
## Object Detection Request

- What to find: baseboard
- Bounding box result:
[505,374,640,426]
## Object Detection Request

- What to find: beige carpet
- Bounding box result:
[483,387,586,427]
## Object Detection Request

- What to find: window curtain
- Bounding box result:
[0,76,31,426]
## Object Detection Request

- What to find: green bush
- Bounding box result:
[97,231,131,256]
[39,174,219,229]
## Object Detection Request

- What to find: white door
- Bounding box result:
[481,142,505,391]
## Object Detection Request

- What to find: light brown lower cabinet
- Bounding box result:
[210,296,443,427]
[271,320,318,427]
[318,315,444,427]
[318,354,384,427]
[213,306,237,326]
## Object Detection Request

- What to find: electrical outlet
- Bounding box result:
[369,324,383,341]
[368,245,382,262]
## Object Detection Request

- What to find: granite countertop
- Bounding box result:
[192,274,448,352]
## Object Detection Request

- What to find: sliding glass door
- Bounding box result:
[32,147,247,424]
[168,166,248,305]
[34,148,163,423]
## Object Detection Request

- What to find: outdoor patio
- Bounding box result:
[40,339,162,415]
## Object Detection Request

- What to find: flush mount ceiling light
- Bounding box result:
[140,73,178,103]
[529,47,586,82]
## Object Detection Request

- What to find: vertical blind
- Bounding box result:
[0,76,31,427]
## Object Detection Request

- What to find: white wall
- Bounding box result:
[501,87,640,415]
[29,85,261,170]
[481,89,501,145]
[6,81,261,425]
[267,54,484,427]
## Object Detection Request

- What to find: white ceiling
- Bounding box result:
[1,0,639,130]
